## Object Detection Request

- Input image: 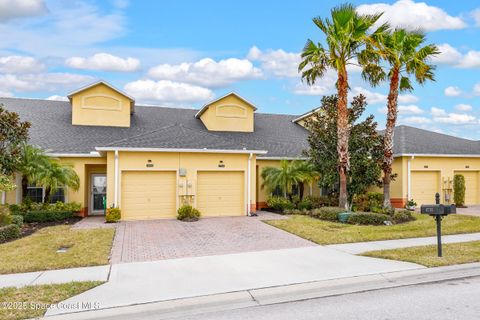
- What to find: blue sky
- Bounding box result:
[0,0,480,138]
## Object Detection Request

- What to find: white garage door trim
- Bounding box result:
[119,169,179,213]
[194,169,247,216]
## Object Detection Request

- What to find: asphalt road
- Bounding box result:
[169,276,480,320]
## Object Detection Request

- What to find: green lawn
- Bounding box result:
[362,241,480,267]
[265,213,480,245]
[0,281,102,320]
[0,225,115,274]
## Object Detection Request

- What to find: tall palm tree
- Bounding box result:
[38,161,80,203]
[360,29,438,208]
[261,160,314,200]
[299,3,384,209]
[292,161,320,199]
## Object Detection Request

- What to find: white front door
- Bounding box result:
[91,174,107,215]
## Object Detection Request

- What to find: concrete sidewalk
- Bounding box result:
[0,265,110,288]
[327,232,480,254]
[45,245,422,316]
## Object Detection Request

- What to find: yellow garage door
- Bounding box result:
[411,171,440,206]
[454,171,479,205]
[197,171,244,217]
[121,171,176,220]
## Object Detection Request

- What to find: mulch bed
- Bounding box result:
[20,217,82,238]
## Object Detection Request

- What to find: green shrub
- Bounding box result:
[106,207,121,223]
[297,199,313,211]
[266,196,295,213]
[454,174,466,206]
[284,209,308,215]
[11,215,23,227]
[392,210,416,224]
[347,212,391,226]
[353,192,385,213]
[23,210,74,223]
[49,201,82,213]
[0,224,21,243]
[310,206,344,222]
[177,205,201,221]
[9,204,22,215]
[0,205,12,226]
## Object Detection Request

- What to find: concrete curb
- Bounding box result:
[43,262,480,320]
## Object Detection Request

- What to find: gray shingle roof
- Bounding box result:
[2,97,478,157]
[0,97,309,157]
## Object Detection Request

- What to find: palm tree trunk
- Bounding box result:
[44,186,51,203]
[337,69,350,209]
[299,182,304,200]
[383,68,400,208]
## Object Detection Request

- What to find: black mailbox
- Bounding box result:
[420,203,456,257]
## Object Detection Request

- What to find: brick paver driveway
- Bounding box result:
[110,212,314,263]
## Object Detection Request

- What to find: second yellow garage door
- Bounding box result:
[454,171,479,205]
[197,171,244,217]
[121,171,176,220]
[411,171,440,206]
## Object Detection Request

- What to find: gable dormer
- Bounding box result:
[292,107,321,128]
[195,92,256,132]
[68,81,135,127]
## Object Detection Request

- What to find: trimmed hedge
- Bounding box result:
[22,210,74,223]
[0,224,21,243]
[11,214,23,227]
[347,212,391,226]
[310,207,344,222]
[106,207,121,223]
[392,210,416,224]
[266,196,295,212]
[177,205,201,221]
[454,174,466,206]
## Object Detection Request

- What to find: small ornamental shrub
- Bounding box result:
[0,224,21,243]
[347,212,391,226]
[0,205,12,226]
[392,210,416,224]
[106,207,121,223]
[11,214,23,227]
[8,204,22,215]
[454,174,466,207]
[310,207,344,222]
[177,205,201,221]
[297,199,313,211]
[353,192,384,213]
[266,196,295,213]
[23,210,74,223]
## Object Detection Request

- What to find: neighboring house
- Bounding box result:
[0,81,479,219]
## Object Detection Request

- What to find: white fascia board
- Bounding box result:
[95,147,268,155]
[395,153,480,158]
[258,156,309,160]
[46,152,102,158]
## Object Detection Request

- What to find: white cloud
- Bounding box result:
[0,0,47,22]
[65,53,140,72]
[0,90,13,97]
[402,116,432,124]
[474,83,480,96]
[434,113,477,125]
[46,95,68,101]
[248,46,300,78]
[444,86,462,97]
[0,73,93,92]
[378,104,424,115]
[0,55,45,73]
[398,94,419,104]
[431,107,447,117]
[148,58,262,88]
[455,104,473,112]
[457,50,480,69]
[433,44,463,65]
[353,87,386,104]
[293,82,334,96]
[472,9,480,27]
[356,0,466,32]
[124,80,214,104]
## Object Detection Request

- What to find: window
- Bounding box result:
[26,184,43,203]
[49,187,65,203]
[271,186,283,197]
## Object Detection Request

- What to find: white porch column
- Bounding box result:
[247,153,253,216]
[114,150,119,208]
[407,156,414,200]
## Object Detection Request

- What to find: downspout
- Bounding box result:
[407,155,414,201]
[114,150,119,208]
[247,153,253,216]
[1,191,5,205]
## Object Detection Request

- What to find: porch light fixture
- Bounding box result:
[218,160,225,168]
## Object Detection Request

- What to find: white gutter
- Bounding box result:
[396,153,480,158]
[1,191,5,205]
[114,150,119,208]
[247,153,253,216]
[46,152,102,158]
[96,147,268,155]
[407,156,414,200]
[258,156,309,160]
[15,173,22,203]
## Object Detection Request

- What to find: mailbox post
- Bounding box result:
[420,203,456,257]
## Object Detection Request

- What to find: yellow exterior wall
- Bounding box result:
[200,94,254,132]
[71,83,132,127]
[106,151,257,217]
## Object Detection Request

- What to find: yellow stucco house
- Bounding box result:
[1,81,479,219]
